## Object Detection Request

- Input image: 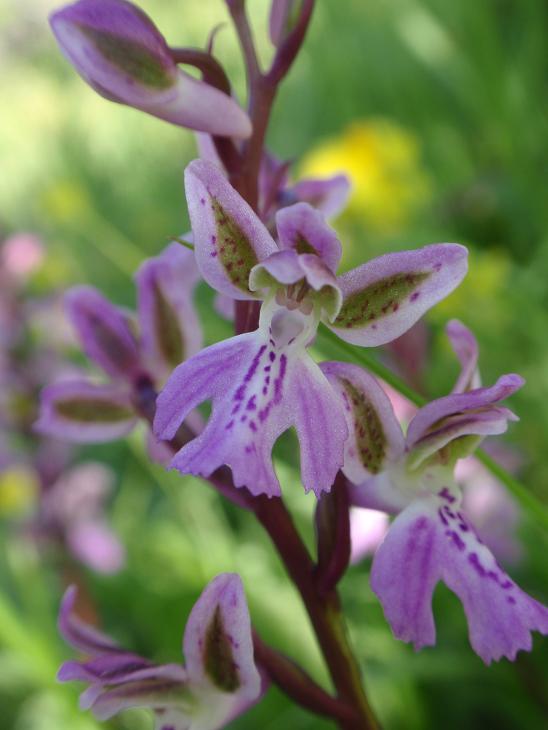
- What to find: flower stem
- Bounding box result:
[254,497,379,729]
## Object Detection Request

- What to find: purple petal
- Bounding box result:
[89,675,190,721]
[406,374,524,450]
[155,303,346,497]
[183,574,260,700]
[407,407,519,469]
[349,472,410,514]
[135,242,202,380]
[321,362,405,484]
[288,356,348,497]
[50,1,251,138]
[65,285,140,379]
[275,202,342,272]
[290,174,352,220]
[58,586,120,654]
[371,495,548,663]
[184,160,277,299]
[329,244,468,346]
[35,380,137,442]
[446,319,481,393]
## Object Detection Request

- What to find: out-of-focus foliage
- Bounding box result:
[0,0,547,728]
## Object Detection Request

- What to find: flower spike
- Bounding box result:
[50,0,251,137]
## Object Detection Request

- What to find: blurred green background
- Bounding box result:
[1,0,547,728]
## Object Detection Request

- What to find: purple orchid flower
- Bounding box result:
[323,326,548,663]
[35,243,202,444]
[349,322,524,566]
[37,462,125,574]
[50,0,251,138]
[58,574,262,728]
[153,159,467,498]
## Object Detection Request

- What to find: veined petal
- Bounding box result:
[406,374,524,450]
[407,407,519,469]
[288,356,347,497]
[446,319,481,393]
[290,174,351,220]
[136,242,202,380]
[371,493,548,663]
[329,244,468,346]
[184,160,277,300]
[65,285,140,379]
[155,305,345,497]
[275,202,342,272]
[58,586,120,654]
[50,1,251,138]
[35,380,137,442]
[321,362,405,483]
[183,574,260,701]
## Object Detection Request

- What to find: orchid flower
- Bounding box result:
[36,243,202,445]
[153,159,467,498]
[58,574,262,729]
[50,0,251,138]
[324,323,548,663]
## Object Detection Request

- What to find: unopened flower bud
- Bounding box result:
[50,0,251,138]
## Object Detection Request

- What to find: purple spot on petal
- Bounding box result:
[446,530,465,551]
[468,552,486,577]
[439,487,456,504]
[433,262,442,272]
[246,395,257,411]
[507,596,516,605]
[501,579,513,590]
[225,420,234,430]
[249,420,257,432]
[410,291,420,302]
[269,351,276,362]
[438,508,448,526]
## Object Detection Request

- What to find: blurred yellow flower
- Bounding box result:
[0,466,38,518]
[300,119,431,234]
[41,179,91,224]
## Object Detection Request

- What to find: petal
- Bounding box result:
[329,244,468,346]
[183,574,260,701]
[406,374,524,450]
[150,71,252,139]
[90,676,192,721]
[250,251,342,322]
[407,407,519,469]
[50,1,251,138]
[35,380,137,442]
[288,356,348,497]
[58,586,120,654]
[275,202,342,272]
[65,285,140,379]
[371,494,548,663]
[446,319,481,393]
[290,174,351,220]
[184,160,277,299]
[155,301,345,497]
[50,0,178,103]
[135,242,203,379]
[320,362,405,483]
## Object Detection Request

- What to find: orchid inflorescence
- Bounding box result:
[34,1,547,728]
